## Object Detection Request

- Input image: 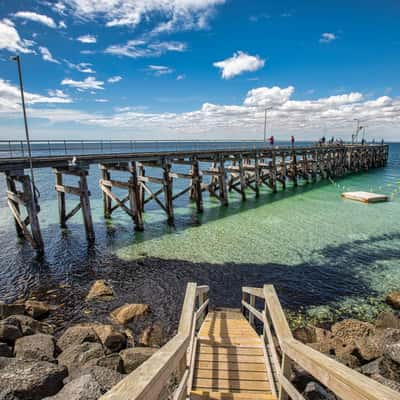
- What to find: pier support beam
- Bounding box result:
[54,166,95,242]
[99,162,144,231]
[6,171,44,252]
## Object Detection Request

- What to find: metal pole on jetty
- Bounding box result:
[9,55,44,252]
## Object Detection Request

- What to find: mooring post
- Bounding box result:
[129,161,144,231]
[238,155,246,200]
[254,154,260,197]
[21,174,44,251]
[218,154,228,205]
[100,165,112,218]
[78,169,95,242]
[291,151,298,187]
[138,163,145,212]
[191,158,203,212]
[6,173,24,237]
[55,171,67,227]
[162,159,174,225]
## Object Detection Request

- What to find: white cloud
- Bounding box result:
[0,19,34,53]
[64,60,95,74]
[95,99,108,103]
[47,89,69,98]
[244,86,295,107]
[176,74,186,81]
[39,46,60,64]
[61,76,104,90]
[77,34,97,44]
[0,79,72,113]
[147,65,174,76]
[320,32,337,43]
[108,76,122,83]
[14,11,57,28]
[105,39,186,58]
[1,83,399,140]
[213,51,265,79]
[59,20,67,28]
[58,0,225,32]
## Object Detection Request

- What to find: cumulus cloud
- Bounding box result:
[14,11,57,28]
[108,76,122,83]
[0,19,34,53]
[65,60,95,74]
[320,32,337,43]
[95,99,108,103]
[57,0,225,32]
[105,39,186,58]
[77,34,97,43]
[213,51,265,79]
[61,76,104,90]
[1,83,399,140]
[39,46,60,63]
[0,79,72,113]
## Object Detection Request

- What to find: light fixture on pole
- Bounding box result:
[353,118,361,144]
[263,107,272,144]
[11,55,39,207]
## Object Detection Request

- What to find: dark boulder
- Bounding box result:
[14,334,56,362]
[120,347,157,373]
[0,321,22,345]
[80,365,124,392]
[0,343,12,358]
[57,324,100,351]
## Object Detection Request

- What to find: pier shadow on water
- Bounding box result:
[1,228,399,337]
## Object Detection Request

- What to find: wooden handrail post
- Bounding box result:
[249,294,255,326]
[279,353,292,400]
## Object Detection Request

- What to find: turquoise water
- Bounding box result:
[0,143,399,327]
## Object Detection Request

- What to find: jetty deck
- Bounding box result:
[100,283,400,400]
[0,142,388,252]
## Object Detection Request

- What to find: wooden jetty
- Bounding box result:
[100,282,400,400]
[0,143,388,252]
[341,191,389,203]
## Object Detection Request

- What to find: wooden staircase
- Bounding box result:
[190,309,275,399]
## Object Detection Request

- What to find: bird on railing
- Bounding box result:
[69,156,77,167]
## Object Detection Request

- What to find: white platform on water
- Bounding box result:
[341,191,388,203]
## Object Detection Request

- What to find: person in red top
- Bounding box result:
[269,136,274,146]
[291,135,295,147]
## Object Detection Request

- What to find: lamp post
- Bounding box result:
[353,118,361,144]
[263,107,272,144]
[11,55,39,206]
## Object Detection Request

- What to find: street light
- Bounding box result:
[353,118,362,144]
[263,107,272,144]
[11,55,39,206]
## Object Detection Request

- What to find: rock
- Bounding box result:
[384,342,400,364]
[86,280,114,301]
[374,328,400,348]
[386,292,400,309]
[0,302,25,319]
[4,315,54,336]
[308,337,345,356]
[294,326,317,344]
[0,356,13,369]
[25,300,53,319]
[375,311,400,330]
[110,303,149,324]
[0,321,22,344]
[331,319,375,344]
[335,352,360,369]
[358,357,384,376]
[93,325,127,352]
[0,343,12,357]
[139,322,165,347]
[58,342,105,378]
[370,373,400,392]
[80,365,124,392]
[42,374,102,400]
[381,357,400,381]
[120,347,157,373]
[86,353,124,373]
[303,381,336,400]
[353,336,382,362]
[57,324,100,351]
[14,334,56,362]
[0,359,67,399]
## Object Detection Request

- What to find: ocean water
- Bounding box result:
[0,143,399,330]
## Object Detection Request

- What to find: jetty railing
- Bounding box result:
[100,282,209,400]
[241,285,400,400]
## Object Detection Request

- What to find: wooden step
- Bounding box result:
[193,377,270,392]
[190,391,276,399]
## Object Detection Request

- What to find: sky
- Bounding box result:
[0,0,399,141]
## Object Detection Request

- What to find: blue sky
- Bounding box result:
[0,0,399,140]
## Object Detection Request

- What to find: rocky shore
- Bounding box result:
[0,280,165,400]
[292,291,400,398]
[1,280,400,399]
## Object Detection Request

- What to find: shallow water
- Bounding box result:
[0,143,399,330]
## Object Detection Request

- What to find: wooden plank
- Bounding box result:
[194,369,267,381]
[190,391,276,400]
[193,378,270,392]
[196,353,265,364]
[55,184,82,196]
[198,346,263,356]
[195,361,267,372]
[242,287,264,299]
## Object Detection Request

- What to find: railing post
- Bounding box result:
[279,353,292,400]
[249,294,255,326]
